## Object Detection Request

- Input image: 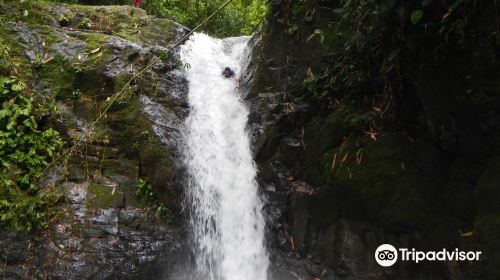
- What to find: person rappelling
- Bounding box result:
[222,67,240,88]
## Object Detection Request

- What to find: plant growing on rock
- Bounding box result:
[0,76,64,231]
[136,178,172,223]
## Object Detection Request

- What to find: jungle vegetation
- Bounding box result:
[49,0,269,37]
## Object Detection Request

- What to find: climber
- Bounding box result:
[132,0,141,8]
[222,67,240,88]
[222,67,235,78]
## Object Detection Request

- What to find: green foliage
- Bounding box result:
[0,43,11,75]
[48,0,268,37]
[297,0,486,116]
[137,178,155,202]
[50,0,124,3]
[142,0,268,37]
[0,187,60,232]
[32,53,45,68]
[0,76,64,231]
[410,9,424,24]
[77,18,92,29]
[136,178,172,222]
[304,71,331,100]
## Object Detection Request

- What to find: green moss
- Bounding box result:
[329,133,447,234]
[135,19,174,46]
[38,25,62,47]
[85,33,109,51]
[300,105,358,184]
[87,183,124,209]
[101,159,137,179]
[1,0,179,222]
[112,73,135,96]
[333,134,411,182]
[36,55,76,99]
[98,97,149,156]
[61,32,112,71]
[109,109,170,164]
[0,23,32,78]
[65,5,158,43]
[139,132,169,166]
[8,1,66,26]
[112,22,142,43]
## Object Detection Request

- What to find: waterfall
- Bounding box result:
[180,33,268,280]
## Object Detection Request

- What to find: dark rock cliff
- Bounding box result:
[244,1,500,279]
[0,2,189,279]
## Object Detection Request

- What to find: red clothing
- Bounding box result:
[132,0,141,7]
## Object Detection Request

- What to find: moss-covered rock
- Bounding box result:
[0,1,189,278]
[247,1,500,279]
[87,181,125,209]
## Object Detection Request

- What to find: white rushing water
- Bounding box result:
[180,33,268,280]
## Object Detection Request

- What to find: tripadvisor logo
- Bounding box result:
[375,244,398,267]
[375,244,482,267]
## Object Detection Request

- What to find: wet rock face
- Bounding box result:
[0,2,189,279]
[1,181,182,280]
[244,1,500,279]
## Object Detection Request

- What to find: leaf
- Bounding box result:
[23,10,28,17]
[460,231,473,237]
[158,50,167,59]
[287,24,299,35]
[11,83,23,91]
[306,29,324,43]
[89,46,101,54]
[341,152,349,163]
[331,153,337,171]
[42,56,54,64]
[410,10,423,25]
[442,11,450,20]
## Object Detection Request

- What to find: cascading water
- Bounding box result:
[180,33,268,280]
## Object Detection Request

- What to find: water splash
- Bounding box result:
[180,33,268,280]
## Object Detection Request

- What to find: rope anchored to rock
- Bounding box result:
[40,0,235,181]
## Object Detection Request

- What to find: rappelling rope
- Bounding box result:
[40,0,235,178]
